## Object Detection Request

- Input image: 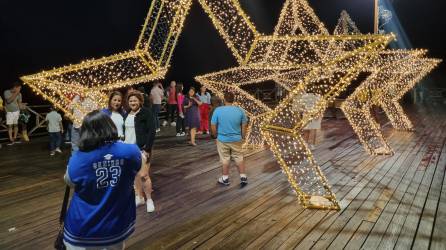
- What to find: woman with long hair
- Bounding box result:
[183,87,202,146]
[102,91,126,139]
[124,91,156,213]
[63,111,148,249]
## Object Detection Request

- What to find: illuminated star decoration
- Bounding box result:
[21,0,193,122]
[336,11,441,155]
[196,0,393,209]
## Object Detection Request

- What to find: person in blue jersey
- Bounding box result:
[102,91,126,140]
[63,111,149,249]
[210,92,248,187]
[124,91,156,213]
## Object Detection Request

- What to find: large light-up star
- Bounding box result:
[378,57,441,130]
[21,0,193,121]
[196,0,393,209]
[335,11,441,155]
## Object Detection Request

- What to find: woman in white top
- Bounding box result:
[101,91,126,139]
[124,91,156,213]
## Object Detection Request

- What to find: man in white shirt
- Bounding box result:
[150,81,164,132]
[4,82,23,145]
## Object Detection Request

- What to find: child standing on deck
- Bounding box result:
[45,106,64,156]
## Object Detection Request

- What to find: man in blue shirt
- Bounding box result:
[211,92,248,187]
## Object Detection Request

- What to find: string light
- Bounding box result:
[196,0,394,210]
[20,0,193,121]
[336,11,441,155]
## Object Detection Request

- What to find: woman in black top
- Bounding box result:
[124,91,156,213]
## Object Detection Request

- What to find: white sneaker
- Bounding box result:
[135,196,145,207]
[162,120,168,127]
[176,133,181,137]
[50,151,55,156]
[180,132,186,136]
[146,199,155,213]
[156,128,161,133]
[55,148,62,153]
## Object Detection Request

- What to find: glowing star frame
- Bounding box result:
[335,11,441,155]
[261,39,391,210]
[21,0,193,121]
[196,0,390,148]
[196,0,393,209]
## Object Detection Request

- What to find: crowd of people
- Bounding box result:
[59,85,248,249]
[1,80,323,249]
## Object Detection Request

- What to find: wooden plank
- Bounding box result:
[393,127,446,249]
[378,126,446,249]
[343,221,374,250]
[291,113,435,249]
[295,130,417,249]
[431,141,446,250]
[329,121,445,249]
[412,136,446,249]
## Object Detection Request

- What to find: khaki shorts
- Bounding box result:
[6,111,20,125]
[217,140,244,164]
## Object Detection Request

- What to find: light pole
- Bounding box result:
[374,0,379,34]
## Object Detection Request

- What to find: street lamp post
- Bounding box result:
[374,0,379,34]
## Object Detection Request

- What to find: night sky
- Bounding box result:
[0,0,444,103]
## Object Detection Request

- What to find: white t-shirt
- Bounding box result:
[124,113,137,144]
[111,112,124,137]
[45,111,62,133]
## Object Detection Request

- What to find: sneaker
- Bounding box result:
[7,141,14,146]
[162,120,168,127]
[146,199,155,213]
[55,148,62,154]
[218,176,230,186]
[156,128,161,133]
[240,177,248,188]
[50,151,55,156]
[135,196,145,207]
[180,132,186,136]
[176,133,181,137]
[170,122,176,127]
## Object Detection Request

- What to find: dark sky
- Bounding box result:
[0,0,444,103]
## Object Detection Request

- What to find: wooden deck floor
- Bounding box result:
[1,104,445,249]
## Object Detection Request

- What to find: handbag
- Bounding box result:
[54,185,71,250]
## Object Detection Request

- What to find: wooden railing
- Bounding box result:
[0,105,51,142]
